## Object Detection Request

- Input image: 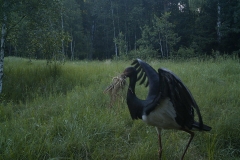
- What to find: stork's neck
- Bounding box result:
[127,71,137,97]
[126,71,143,120]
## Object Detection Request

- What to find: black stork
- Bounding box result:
[122,59,211,160]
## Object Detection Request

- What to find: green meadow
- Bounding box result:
[0,57,239,160]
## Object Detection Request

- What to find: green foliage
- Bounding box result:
[2,0,70,59]
[122,47,158,60]
[114,32,127,57]
[2,0,240,60]
[137,25,155,49]
[152,13,180,58]
[0,57,240,159]
[176,46,196,58]
[137,13,180,58]
[188,0,206,11]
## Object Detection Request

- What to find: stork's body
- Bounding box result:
[122,59,211,159]
[142,98,180,129]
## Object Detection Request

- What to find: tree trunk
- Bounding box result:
[163,0,168,12]
[70,36,75,61]
[165,36,168,58]
[124,0,128,55]
[111,1,118,58]
[0,18,7,94]
[15,46,17,56]
[0,1,7,93]
[217,1,221,44]
[134,31,136,53]
[89,20,95,60]
[159,33,164,57]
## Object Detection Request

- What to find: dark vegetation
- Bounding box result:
[1,0,240,60]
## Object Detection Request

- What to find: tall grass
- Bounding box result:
[0,57,239,159]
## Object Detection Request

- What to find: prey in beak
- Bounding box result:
[103,73,127,107]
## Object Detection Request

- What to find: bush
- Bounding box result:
[120,47,158,60]
[175,47,195,58]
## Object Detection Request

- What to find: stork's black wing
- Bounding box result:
[131,59,159,100]
[158,68,203,130]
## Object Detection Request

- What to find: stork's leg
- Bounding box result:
[181,129,194,160]
[158,133,162,160]
[156,128,162,160]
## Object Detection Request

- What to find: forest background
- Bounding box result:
[1,0,240,61]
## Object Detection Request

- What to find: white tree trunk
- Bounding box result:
[0,5,7,93]
[0,23,6,94]
[70,36,75,61]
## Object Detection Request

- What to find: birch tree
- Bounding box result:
[0,0,67,93]
[152,13,180,58]
[0,0,7,93]
[114,32,127,57]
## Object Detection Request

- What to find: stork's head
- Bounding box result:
[122,67,136,78]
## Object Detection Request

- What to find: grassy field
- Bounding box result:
[0,57,239,160]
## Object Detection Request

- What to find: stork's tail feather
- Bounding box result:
[192,121,212,131]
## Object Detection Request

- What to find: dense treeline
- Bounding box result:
[1,0,240,60]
